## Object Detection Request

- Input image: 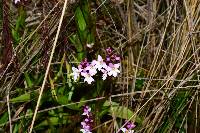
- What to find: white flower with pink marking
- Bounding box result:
[121,128,134,133]
[14,0,21,4]
[85,62,97,76]
[101,69,108,80]
[71,67,80,81]
[81,72,94,84]
[93,55,107,71]
[107,63,120,77]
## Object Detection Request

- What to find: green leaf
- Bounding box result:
[99,107,110,118]
[110,105,133,119]
[0,112,8,125]
[53,53,65,81]
[12,7,26,46]
[35,117,59,129]
[12,29,20,44]
[10,93,31,103]
[35,74,44,86]
[77,52,85,61]
[69,34,83,52]
[49,76,58,101]
[157,91,190,132]
[57,96,68,105]
[103,100,119,107]
[75,7,86,31]
[13,123,19,133]
[87,33,95,44]
[80,0,91,27]
[69,34,76,44]
[16,7,26,31]
[65,104,80,111]
[35,115,68,130]
[24,72,33,88]
[103,101,142,123]
[68,88,74,101]
[135,79,144,91]
[57,94,79,110]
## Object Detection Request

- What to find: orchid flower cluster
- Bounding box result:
[121,120,136,133]
[80,105,93,133]
[71,47,121,84]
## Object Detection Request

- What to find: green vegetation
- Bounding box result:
[0,0,200,132]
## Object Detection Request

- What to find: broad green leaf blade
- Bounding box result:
[103,100,142,123]
[10,93,31,103]
[24,72,33,88]
[77,52,85,62]
[13,123,19,133]
[110,105,133,120]
[75,7,86,31]
[12,29,20,44]
[87,33,95,45]
[0,112,8,125]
